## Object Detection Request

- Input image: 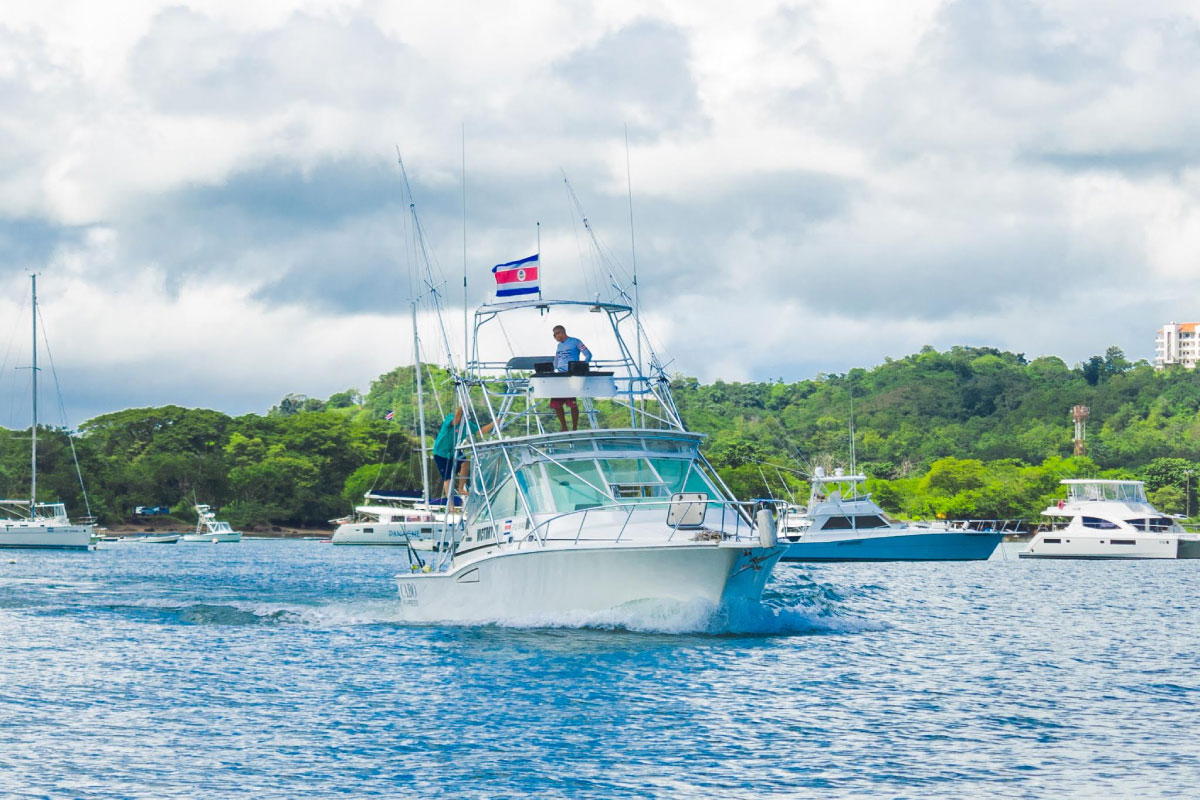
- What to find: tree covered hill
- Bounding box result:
[1,345,1197,527]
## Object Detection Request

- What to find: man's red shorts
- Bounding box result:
[549,397,578,410]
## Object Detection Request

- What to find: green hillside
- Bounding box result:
[2,345,1197,527]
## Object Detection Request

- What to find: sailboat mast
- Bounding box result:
[30,274,37,507]
[413,301,430,504]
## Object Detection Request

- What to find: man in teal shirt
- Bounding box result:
[432,406,494,498]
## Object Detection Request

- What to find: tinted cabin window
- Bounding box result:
[821,516,854,530]
[1082,516,1119,530]
[1042,538,1061,544]
[1110,539,1136,545]
[854,515,890,529]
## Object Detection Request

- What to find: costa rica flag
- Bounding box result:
[385,410,394,421]
[492,254,540,297]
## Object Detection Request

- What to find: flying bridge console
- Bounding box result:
[506,356,617,399]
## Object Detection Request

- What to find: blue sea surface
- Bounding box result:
[1,540,1198,798]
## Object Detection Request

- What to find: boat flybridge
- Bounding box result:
[0,276,93,550]
[1021,479,1200,559]
[182,504,242,543]
[778,467,1006,561]
[393,298,784,623]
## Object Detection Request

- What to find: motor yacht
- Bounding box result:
[1020,479,1200,559]
[778,468,1006,561]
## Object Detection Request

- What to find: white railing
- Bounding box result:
[505,497,765,550]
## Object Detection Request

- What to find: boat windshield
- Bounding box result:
[1067,482,1147,504]
[472,452,718,519]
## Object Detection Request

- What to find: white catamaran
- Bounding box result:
[331,302,460,549]
[1021,479,1200,559]
[0,275,94,550]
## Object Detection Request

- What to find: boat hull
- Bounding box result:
[0,525,93,550]
[1020,534,1185,559]
[394,543,783,623]
[182,532,242,543]
[332,522,438,546]
[781,531,1002,562]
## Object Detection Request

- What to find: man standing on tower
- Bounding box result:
[550,325,591,432]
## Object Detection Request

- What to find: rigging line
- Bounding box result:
[563,177,594,300]
[34,303,92,518]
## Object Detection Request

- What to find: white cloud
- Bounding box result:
[3,0,1200,419]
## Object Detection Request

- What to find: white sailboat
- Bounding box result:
[1020,479,1200,559]
[182,504,242,543]
[0,275,93,550]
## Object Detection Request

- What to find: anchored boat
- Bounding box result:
[182,504,242,543]
[331,491,459,548]
[1020,479,1200,559]
[778,467,1006,561]
[0,275,93,550]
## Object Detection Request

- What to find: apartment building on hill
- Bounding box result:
[1156,322,1199,369]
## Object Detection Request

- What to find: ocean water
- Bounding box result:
[1,541,1197,799]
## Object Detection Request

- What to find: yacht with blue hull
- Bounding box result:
[779,468,1006,562]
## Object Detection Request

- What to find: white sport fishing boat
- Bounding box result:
[1020,479,1200,559]
[182,504,242,543]
[393,297,783,623]
[0,276,93,550]
[778,467,1006,561]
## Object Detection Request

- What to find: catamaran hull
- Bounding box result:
[182,532,243,543]
[781,531,1002,562]
[0,525,93,550]
[1020,535,1194,559]
[394,543,783,623]
[332,523,437,546]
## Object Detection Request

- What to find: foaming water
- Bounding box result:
[2,540,1199,798]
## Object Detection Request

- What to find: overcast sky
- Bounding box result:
[3,0,1200,425]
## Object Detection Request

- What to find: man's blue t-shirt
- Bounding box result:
[554,336,592,372]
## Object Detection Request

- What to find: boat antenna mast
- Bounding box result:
[30,274,37,508]
[624,125,644,425]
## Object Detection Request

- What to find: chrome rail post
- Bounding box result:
[574,509,589,544]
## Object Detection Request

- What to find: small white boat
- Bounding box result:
[182,505,242,543]
[777,468,1006,561]
[130,533,180,544]
[1020,479,1200,559]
